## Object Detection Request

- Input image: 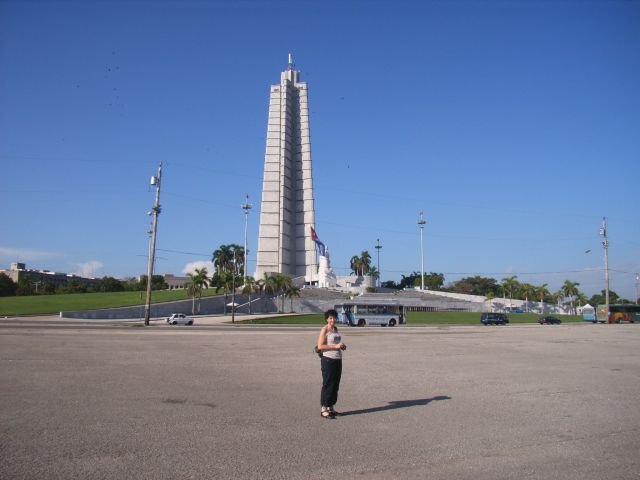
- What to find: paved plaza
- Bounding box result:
[1,318,639,479]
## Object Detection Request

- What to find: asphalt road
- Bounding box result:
[1,318,639,480]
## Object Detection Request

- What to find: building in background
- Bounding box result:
[0,263,99,290]
[254,55,317,284]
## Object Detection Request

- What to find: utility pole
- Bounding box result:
[635,273,639,305]
[375,238,382,288]
[417,211,426,291]
[144,163,162,326]
[599,217,610,322]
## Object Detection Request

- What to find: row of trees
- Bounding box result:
[183,244,302,313]
[0,273,167,297]
[380,272,633,312]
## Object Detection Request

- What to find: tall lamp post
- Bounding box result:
[375,238,382,288]
[241,195,252,282]
[231,250,237,323]
[144,162,162,326]
[417,211,426,290]
[635,273,639,305]
[599,217,610,320]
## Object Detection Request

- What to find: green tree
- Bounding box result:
[212,244,244,275]
[0,273,17,297]
[271,273,292,312]
[519,283,536,312]
[535,283,551,313]
[15,275,34,296]
[575,291,589,308]
[350,255,362,276]
[589,290,620,306]
[399,272,421,289]
[349,251,372,276]
[368,265,379,280]
[212,270,234,314]
[500,276,519,307]
[561,280,581,314]
[97,276,125,292]
[446,276,499,296]
[186,267,209,314]
[138,275,167,291]
[41,280,57,294]
[285,284,301,313]
[241,276,259,314]
[416,272,444,291]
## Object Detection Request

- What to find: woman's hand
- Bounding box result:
[338,342,347,351]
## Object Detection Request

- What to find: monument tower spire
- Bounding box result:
[254,56,317,283]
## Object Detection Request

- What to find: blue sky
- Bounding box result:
[1,0,638,300]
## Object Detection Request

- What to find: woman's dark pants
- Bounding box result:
[320,357,342,407]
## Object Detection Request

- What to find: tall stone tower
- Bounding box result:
[254,55,317,283]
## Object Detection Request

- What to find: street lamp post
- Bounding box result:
[231,250,236,323]
[599,217,610,320]
[635,273,639,305]
[241,195,252,282]
[144,162,162,326]
[417,211,426,291]
[375,238,382,288]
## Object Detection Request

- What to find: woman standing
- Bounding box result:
[317,309,347,419]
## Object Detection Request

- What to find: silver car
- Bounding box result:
[166,313,194,326]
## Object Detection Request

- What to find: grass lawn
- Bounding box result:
[0,289,219,316]
[1,291,584,325]
[239,311,583,325]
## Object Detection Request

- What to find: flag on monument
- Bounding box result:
[310,226,326,257]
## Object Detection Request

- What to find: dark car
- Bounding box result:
[480,312,509,325]
[539,316,561,325]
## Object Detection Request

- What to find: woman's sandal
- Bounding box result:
[321,407,334,419]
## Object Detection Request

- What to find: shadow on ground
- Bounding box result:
[340,395,451,416]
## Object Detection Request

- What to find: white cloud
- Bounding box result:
[182,261,215,275]
[73,261,104,278]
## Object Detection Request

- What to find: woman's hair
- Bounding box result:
[324,309,338,320]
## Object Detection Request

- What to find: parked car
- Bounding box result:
[166,313,194,326]
[538,316,561,325]
[480,312,509,325]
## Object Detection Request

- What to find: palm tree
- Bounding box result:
[212,244,244,275]
[501,276,519,309]
[553,289,563,309]
[212,245,233,274]
[368,265,379,284]
[241,276,259,314]
[213,270,233,315]
[535,283,550,314]
[272,273,292,312]
[519,283,536,312]
[561,280,581,314]
[285,284,301,313]
[485,292,496,312]
[350,251,372,276]
[186,267,209,314]
[359,251,372,275]
[258,273,277,312]
[350,255,362,276]
[575,291,589,309]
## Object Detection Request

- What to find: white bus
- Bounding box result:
[335,301,406,327]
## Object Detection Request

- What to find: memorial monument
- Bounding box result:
[255,55,317,283]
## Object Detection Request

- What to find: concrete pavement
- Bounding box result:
[1,319,639,479]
